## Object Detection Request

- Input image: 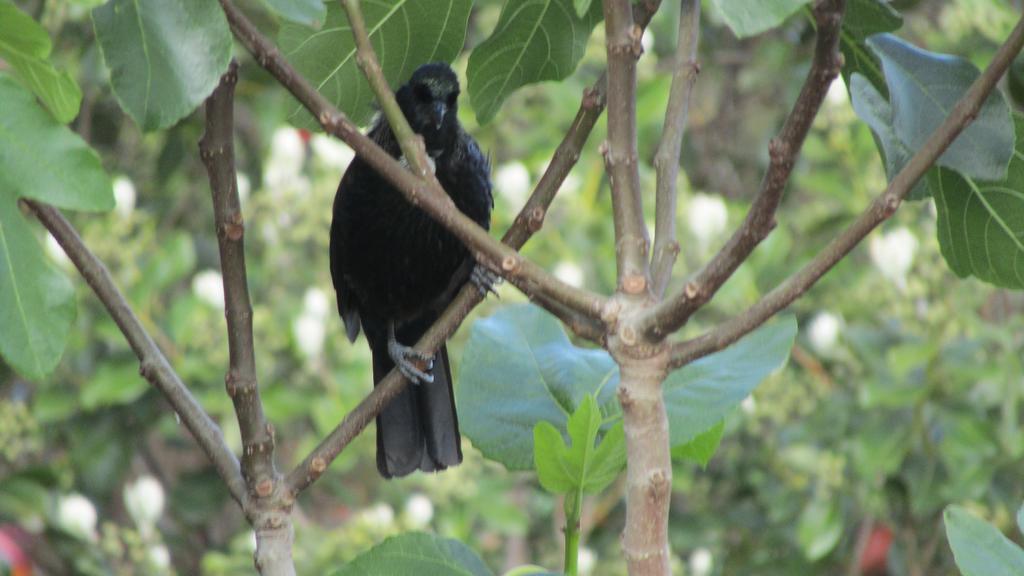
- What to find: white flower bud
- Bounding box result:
[148,544,171,570]
[57,493,97,540]
[191,270,225,310]
[362,503,395,530]
[403,494,434,528]
[689,547,713,576]
[687,193,728,250]
[554,261,585,288]
[303,288,330,320]
[869,227,918,290]
[124,475,165,532]
[293,312,326,359]
[264,127,306,190]
[806,312,842,355]
[578,546,597,575]
[311,134,354,170]
[236,173,251,205]
[495,162,531,207]
[112,176,136,218]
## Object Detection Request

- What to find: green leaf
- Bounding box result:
[671,419,724,467]
[263,0,325,26]
[849,73,929,200]
[91,0,233,131]
[839,0,903,95]
[459,305,794,470]
[868,33,1014,181]
[280,0,472,127]
[534,395,625,496]
[467,0,603,124]
[797,496,843,561]
[932,113,1024,289]
[331,533,492,576]
[81,363,148,410]
[0,0,82,123]
[1017,504,1024,536]
[945,505,1024,576]
[458,305,619,470]
[710,0,810,38]
[662,317,797,448]
[0,75,113,379]
[573,0,592,18]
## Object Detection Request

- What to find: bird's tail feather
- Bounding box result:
[371,341,462,479]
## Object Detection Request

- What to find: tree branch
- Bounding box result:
[650,0,700,298]
[24,201,246,505]
[669,12,1024,369]
[218,0,606,320]
[603,0,650,296]
[198,62,293,576]
[640,0,845,338]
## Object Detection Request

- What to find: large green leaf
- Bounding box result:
[671,420,724,467]
[458,305,618,470]
[331,533,492,576]
[280,0,472,127]
[868,34,1014,182]
[839,0,903,94]
[661,316,796,448]
[91,0,233,131]
[945,505,1024,576]
[458,305,795,470]
[0,0,82,123]
[849,73,929,200]
[466,0,603,124]
[710,0,810,38]
[797,496,843,561]
[263,0,325,26]
[0,75,112,379]
[932,113,1024,289]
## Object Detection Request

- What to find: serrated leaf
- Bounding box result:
[710,0,810,38]
[868,33,1014,181]
[932,113,1024,289]
[280,0,471,127]
[467,0,603,124]
[662,317,797,448]
[263,0,325,26]
[671,419,724,467]
[945,505,1024,576]
[849,73,929,200]
[331,533,492,576]
[0,76,112,379]
[0,0,82,123]
[91,0,233,131]
[459,305,794,471]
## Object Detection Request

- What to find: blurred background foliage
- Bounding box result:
[2,0,1024,575]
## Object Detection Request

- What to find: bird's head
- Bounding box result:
[396,63,461,156]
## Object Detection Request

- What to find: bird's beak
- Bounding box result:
[431,102,447,130]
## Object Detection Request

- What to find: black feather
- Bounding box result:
[329,62,492,478]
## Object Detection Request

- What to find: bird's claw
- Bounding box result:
[471,264,502,298]
[388,326,434,385]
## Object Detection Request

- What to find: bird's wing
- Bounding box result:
[330,172,363,344]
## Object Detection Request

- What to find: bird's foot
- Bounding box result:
[388,324,433,384]
[471,264,502,298]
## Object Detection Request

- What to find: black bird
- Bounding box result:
[330,63,494,478]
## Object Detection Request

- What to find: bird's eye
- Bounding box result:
[414,84,432,103]
[446,91,459,107]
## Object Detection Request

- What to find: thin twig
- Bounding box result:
[278,0,664,495]
[640,0,846,338]
[24,200,246,504]
[603,0,650,296]
[669,13,1024,369]
[218,0,606,321]
[199,60,279,493]
[651,0,701,297]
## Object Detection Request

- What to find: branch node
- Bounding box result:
[683,281,700,299]
[619,324,638,346]
[617,385,634,408]
[220,212,245,241]
[646,469,670,501]
[883,193,901,215]
[501,254,521,274]
[311,457,327,474]
[527,206,546,232]
[255,478,274,498]
[622,274,647,295]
